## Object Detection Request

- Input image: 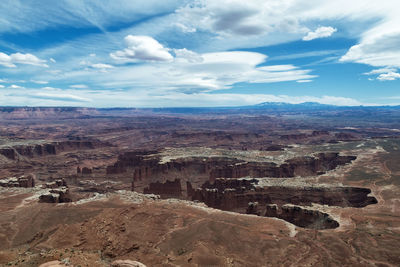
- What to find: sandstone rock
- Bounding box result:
[192,180,377,212]
[0,175,35,188]
[1,140,105,160]
[38,260,68,267]
[0,148,16,160]
[265,204,339,230]
[39,187,72,203]
[81,167,92,175]
[143,179,182,197]
[111,259,147,267]
[42,179,67,189]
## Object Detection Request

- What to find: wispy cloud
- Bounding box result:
[302,26,337,41]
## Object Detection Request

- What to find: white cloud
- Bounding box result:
[377,72,400,81]
[0,84,4,88]
[175,0,304,37]
[41,86,60,91]
[175,0,400,70]
[70,84,88,89]
[302,26,337,41]
[87,50,316,92]
[0,0,182,34]
[296,80,312,83]
[173,48,203,63]
[9,84,24,89]
[363,67,400,81]
[31,80,48,84]
[91,63,114,69]
[110,35,173,62]
[30,92,91,102]
[49,58,56,63]
[0,87,363,107]
[10,53,48,67]
[174,23,196,33]
[364,67,397,75]
[0,52,48,67]
[0,52,16,67]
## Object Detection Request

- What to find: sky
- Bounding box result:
[0,0,399,107]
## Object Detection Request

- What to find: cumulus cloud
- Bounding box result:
[175,0,305,37]
[0,52,48,67]
[174,0,400,71]
[110,35,173,62]
[302,26,337,41]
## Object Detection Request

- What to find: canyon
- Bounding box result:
[0,106,399,266]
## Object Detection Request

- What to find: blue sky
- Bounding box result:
[0,0,399,107]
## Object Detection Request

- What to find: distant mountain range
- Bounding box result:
[1,102,400,119]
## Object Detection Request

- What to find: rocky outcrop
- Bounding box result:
[39,187,72,203]
[42,179,67,189]
[39,261,68,267]
[81,167,93,175]
[265,204,339,229]
[246,202,260,215]
[143,179,182,197]
[0,175,35,188]
[280,134,308,141]
[106,150,159,175]
[111,260,147,267]
[39,179,72,203]
[192,179,377,212]
[311,130,330,136]
[0,148,16,160]
[335,132,357,141]
[209,153,356,179]
[0,140,106,160]
[107,151,356,195]
[190,178,372,228]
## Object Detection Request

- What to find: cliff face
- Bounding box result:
[143,179,182,197]
[264,204,339,229]
[104,150,370,229]
[0,140,104,160]
[106,151,356,188]
[0,175,35,188]
[191,179,377,211]
[190,178,376,229]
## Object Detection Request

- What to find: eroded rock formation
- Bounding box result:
[0,140,106,160]
[0,175,35,187]
[39,187,72,203]
[107,151,356,192]
[192,178,377,211]
[265,204,339,229]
